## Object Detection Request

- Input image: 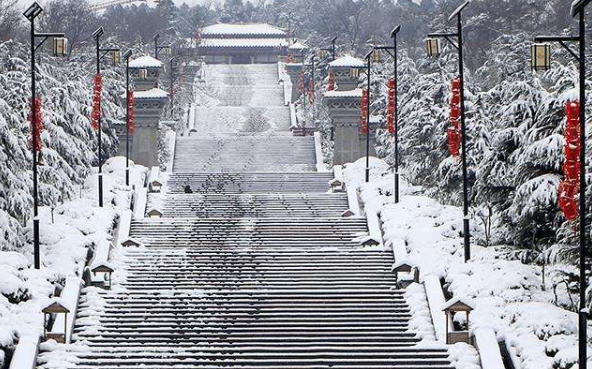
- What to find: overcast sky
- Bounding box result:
[17,0,234,9]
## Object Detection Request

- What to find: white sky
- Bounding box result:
[17,0,232,9]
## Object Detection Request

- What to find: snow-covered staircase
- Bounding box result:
[173,134,316,173]
[38,63,454,369]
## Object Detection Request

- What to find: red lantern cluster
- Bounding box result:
[558,101,581,221]
[386,78,395,134]
[28,97,43,152]
[286,54,295,64]
[328,72,335,91]
[308,76,315,103]
[447,78,462,157]
[360,89,369,135]
[297,72,304,93]
[127,90,135,134]
[91,74,103,131]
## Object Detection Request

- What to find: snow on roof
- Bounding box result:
[324,88,363,98]
[128,55,163,69]
[329,55,366,68]
[202,23,286,37]
[134,88,169,100]
[442,296,476,311]
[288,41,308,50]
[199,38,289,48]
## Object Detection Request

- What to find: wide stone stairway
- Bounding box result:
[51,64,454,368]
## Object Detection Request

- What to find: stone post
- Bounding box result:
[284,63,303,103]
[323,89,381,165]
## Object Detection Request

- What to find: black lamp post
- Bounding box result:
[24,2,66,270]
[374,25,402,203]
[123,49,132,186]
[427,0,472,262]
[533,2,589,368]
[364,49,373,183]
[169,56,176,112]
[154,33,171,60]
[93,26,120,208]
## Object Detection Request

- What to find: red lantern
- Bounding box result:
[127,90,135,134]
[451,78,461,91]
[447,128,461,157]
[558,195,579,221]
[563,162,581,181]
[566,101,580,120]
[91,74,103,131]
[450,93,461,105]
[360,89,369,134]
[564,143,580,162]
[297,72,304,93]
[387,114,395,134]
[450,106,461,120]
[28,97,43,152]
[328,72,335,91]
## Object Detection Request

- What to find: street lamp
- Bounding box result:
[533,1,590,368]
[23,2,67,270]
[93,26,120,208]
[374,25,402,203]
[123,49,132,186]
[154,33,172,60]
[321,36,338,61]
[427,0,472,262]
[169,56,176,112]
[364,49,373,183]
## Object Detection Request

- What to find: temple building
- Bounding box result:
[197,23,289,64]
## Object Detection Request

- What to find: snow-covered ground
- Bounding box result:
[0,157,146,367]
[343,157,592,369]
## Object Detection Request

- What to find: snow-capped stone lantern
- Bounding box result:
[149,179,163,193]
[91,262,114,289]
[531,43,551,71]
[52,37,69,57]
[425,38,440,57]
[329,55,365,91]
[392,261,419,288]
[42,301,70,343]
[442,297,475,345]
[129,55,164,90]
[147,208,163,218]
[288,41,308,63]
[121,237,141,247]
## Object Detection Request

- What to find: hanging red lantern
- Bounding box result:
[297,72,304,93]
[447,78,462,157]
[91,74,103,131]
[360,89,369,134]
[451,78,461,91]
[127,90,135,134]
[450,106,461,120]
[387,114,395,134]
[28,97,43,152]
[447,128,460,157]
[385,78,396,135]
[328,72,335,91]
[558,100,582,220]
[450,92,461,105]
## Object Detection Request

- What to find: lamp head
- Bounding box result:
[93,27,104,40]
[390,25,402,38]
[123,50,132,60]
[571,0,591,16]
[24,2,43,20]
[448,0,472,21]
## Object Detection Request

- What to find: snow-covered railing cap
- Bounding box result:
[120,237,142,247]
[201,23,286,37]
[42,300,70,314]
[147,207,163,218]
[129,55,163,69]
[323,89,364,99]
[442,297,476,312]
[134,88,169,100]
[329,55,366,68]
[91,261,115,274]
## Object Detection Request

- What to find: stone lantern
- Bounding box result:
[147,207,163,218]
[42,300,70,343]
[91,262,115,289]
[121,237,142,247]
[328,55,366,91]
[288,41,308,63]
[442,297,476,344]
